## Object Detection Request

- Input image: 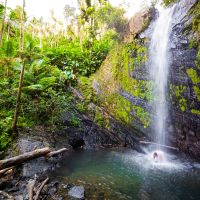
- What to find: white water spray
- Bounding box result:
[149,3,175,147]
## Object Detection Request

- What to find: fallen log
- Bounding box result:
[0,147,68,171]
[140,141,179,151]
[46,148,67,157]
[34,177,49,200]
[0,148,50,170]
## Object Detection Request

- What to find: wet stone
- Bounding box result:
[15,195,23,200]
[68,186,85,199]
[48,187,57,195]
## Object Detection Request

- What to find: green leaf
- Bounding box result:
[39,77,57,88]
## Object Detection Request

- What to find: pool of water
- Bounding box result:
[53,148,200,200]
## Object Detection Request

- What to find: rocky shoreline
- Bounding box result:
[0,88,145,199]
[0,122,133,200]
[0,127,198,200]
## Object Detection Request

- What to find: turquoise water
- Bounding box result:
[53,149,200,200]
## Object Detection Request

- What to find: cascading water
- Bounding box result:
[149,3,175,148]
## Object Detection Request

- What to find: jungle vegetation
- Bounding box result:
[0,0,126,150]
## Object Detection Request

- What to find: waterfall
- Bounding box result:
[149,3,175,146]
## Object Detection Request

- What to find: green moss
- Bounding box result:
[170,79,200,114]
[197,48,200,61]
[163,0,177,6]
[179,98,187,112]
[185,2,200,114]
[195,48,200,70]
[132,104,151,128]
[188,1,200,70]
[170,85,186,98]
[170,84,188,112]
[79,76,97,104]
[76,103,86,112]
[188,1,200,69]
[76,76,98,116]
[94,107,109,128]
[193,85,200,102]
[191,109,200,115]
[112,41,153,101]
[186,68,200,84]
[189,1,200,37]
[103,91,151,128]
[70,115,81,127]
[76,76,110,128]
[110,41,152,127]
[95,39,152,129]
[94,109,105,126]
[189,39,199,49]
[111,93,131,124]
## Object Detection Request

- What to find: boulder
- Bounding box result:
[68,186,85,199]
[124,7,155,42]
[18,139,56,177]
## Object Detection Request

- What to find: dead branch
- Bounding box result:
[34,177,49,200]
[27,175,37,200]
[46,148,67,157]
[0,167,14,177]
[140,141,179,150]
[0,190,15,200]
[0,148,51,170]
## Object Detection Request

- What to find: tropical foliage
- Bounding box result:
[0,0,126,150]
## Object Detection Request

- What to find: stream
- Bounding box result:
[53,148,200,200]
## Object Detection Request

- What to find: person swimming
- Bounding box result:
[153,152,158,160]
[153,151,164,162]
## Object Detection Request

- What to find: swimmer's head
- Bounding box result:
[153,152,158,159]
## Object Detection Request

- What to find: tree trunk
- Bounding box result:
[12,0,26,135]
[6,22,10,41]
[19,0,25,51]
[0,148,51,170]
[12,60,25,135]
[0,0,8,47]
[0,147,67,170]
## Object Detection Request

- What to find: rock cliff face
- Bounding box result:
[93,0,200,159]
[168,0,200,158]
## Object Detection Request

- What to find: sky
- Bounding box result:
[0,0,152,22]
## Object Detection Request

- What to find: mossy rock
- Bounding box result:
[163,0,177,7]
[94,39,152,129]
